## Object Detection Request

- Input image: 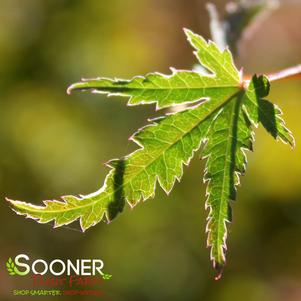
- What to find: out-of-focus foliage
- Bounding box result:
[0,0,301,300]
[207,0,278,55]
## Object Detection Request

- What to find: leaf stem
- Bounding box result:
[267,64,301,82]
[243,64,301,83]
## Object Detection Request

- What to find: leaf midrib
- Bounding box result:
[215,99,237,263]
[71,83,240,92]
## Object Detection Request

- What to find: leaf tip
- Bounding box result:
[183,27,201,44]
[213,262,224,281]
[5,196,13,204]
[183,27,192,35]
[183,27,198,42]
[287,133,296,149]
[214,272,223,281]
[67,82,87,95]
[66,84,75,95]
[5,197,21,210]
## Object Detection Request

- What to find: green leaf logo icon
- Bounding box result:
[6,258,16,276]
[102,273,112,280]
[6,258,27,276]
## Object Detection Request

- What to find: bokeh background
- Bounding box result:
[0,0,301,300]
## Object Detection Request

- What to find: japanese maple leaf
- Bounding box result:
[8,29,294,278]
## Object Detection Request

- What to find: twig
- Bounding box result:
[267,64,301,82]
[243,64,301,83]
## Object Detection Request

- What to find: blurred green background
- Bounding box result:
[0,0,301,300]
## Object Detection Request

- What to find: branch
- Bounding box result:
[267,64,301,82]
[243,64,301,83]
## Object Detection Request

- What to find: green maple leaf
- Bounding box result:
[7,29,294,276]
